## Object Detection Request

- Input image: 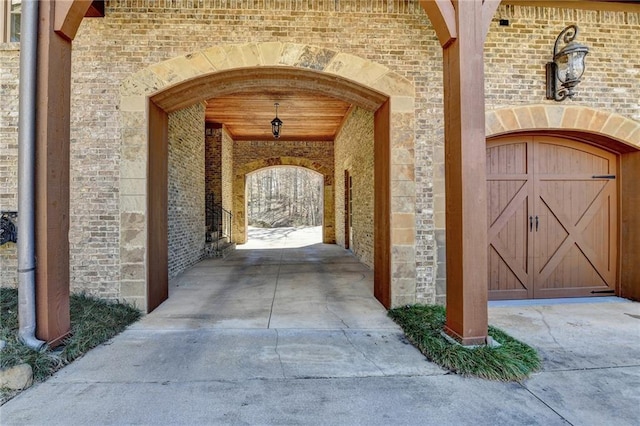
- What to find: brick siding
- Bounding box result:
[168,103,206,278]
[334,106,375,268]
[0,2,638,305]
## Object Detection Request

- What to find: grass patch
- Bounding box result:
[388,304,541,381]
[1,288,141,399]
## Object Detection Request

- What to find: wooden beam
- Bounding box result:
[374,100,391,309]
[54,0,93,41]
[147,102,169,313]
[483,0,503,39]
[420,0,458,48]
[620,151,640,301]
[35,1,72,346]
[85,1,105,17]
[441,0,491,345]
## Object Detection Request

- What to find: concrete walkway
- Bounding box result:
[1,227,639,425]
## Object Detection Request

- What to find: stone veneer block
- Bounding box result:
[616,119,640,141]
[628,127,640,146]
[120,245,145,264]
[434,196,446,229]
[120,178,145,196]
[121,227,146,248]
[392,261,415,279]
[391,148,414,165]
[279,43,307,66]
[391,228,415,245]
[392,245,416,262]
[392,293,417,307]
[601,114,627,137]
[163,52,217,81]
[121,212,145,230]
[391,180,415,197]
[513,106,535,129]
[372,72,414,97]
[485,110,505,135]
[293,45,337,71]
[392,196,416,214]
[529,105,549,129]
[120,195,146,213]
[561,106,581,129]
[121,111,147,130]
[120,71,167,97]
[394,278,418,295]
[574,108,595,130]
[258,42,284,65]
[392,213,415,229]
[121,263,145,281]
[498,108,519,132]
[120,280,146,298]
[588,109,611,132]
[237,44,263,67]
[121,144,146,162]
[389,96,415,113]
[545,105,565,128]
[391,164,415,181]
[120,96,147,112]
[201,46,230,69]
[325,53,389,86]
[120,160,146,179]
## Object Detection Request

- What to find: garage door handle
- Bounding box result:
[529,216,533,232]
[535,215,539,232]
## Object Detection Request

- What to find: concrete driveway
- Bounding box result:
[1,227,639,425]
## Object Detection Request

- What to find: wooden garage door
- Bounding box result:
[487,136,617,300]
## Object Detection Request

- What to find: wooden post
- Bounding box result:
[421,0,501,345]
[35,0,92,345]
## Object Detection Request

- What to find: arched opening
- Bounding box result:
[243,166,324,248]
[247,166,323,230]
[232,157,334,246]
[120,44,417,312]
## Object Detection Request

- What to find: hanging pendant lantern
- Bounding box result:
[271,102,283,139]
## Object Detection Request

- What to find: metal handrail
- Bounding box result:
[206,194,233,249]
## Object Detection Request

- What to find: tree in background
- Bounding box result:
[248,167,323,228]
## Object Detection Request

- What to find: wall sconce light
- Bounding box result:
[546,24,589,101]
[271,102,283,139]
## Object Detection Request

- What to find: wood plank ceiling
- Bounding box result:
[205,91,352,141]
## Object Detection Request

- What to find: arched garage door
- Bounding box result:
[487,135,617,300]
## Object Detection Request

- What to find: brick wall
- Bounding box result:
[168,103,206,278]
[205,128,222,207]
[221,128,234,213]
[204,126,233,229]
[486,6,640,116]
[334,107,375,268]
[0,44,19,288]
[0,2,638,303]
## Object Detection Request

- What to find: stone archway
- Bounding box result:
[485,105,640,149]
[119,43,416,312]
[484,104,640,301]
[234,158,334,245]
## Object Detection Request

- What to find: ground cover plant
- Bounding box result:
[388,304,541,381]
[1,288,141,401]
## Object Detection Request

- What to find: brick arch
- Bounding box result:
[119,42,416,312]
[486,105,640,150]
[234,158,334,244]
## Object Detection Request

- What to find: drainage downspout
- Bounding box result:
[18,0,45,350]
